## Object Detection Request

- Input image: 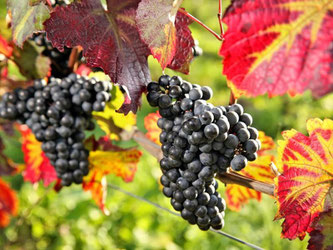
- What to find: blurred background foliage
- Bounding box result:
[1,0,332,249]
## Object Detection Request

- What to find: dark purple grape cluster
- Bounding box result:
[0,74,112,186]
[147,75,261,230]
[32,33,72,78]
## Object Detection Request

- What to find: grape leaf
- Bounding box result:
[7,0,50,47]
[0,35,13,57]
[220,0,333,99]
[226,131,275,211]
[0,136,17,176]
[275,118,333,240]
[144,111,162,146]
[0,178,18,227]
[94,85,136,141]
[44,0,151,114]
[308,209,333,250]
[12,40,51,79]
[83,136,142,214]
[166,11,195,74]
[136,0,183,69]
[18,125,57,186]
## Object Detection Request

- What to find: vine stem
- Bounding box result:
[132,130,275,196]
[218,0,225,37]
[178,8,223,41]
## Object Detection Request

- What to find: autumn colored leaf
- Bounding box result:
[166,10,195,74]
[220,0,333,99]
[0,178,18,227]
[7,0,50,47]
[137,1,194,73]
[19,125,57,186]
[226,131,275,211]
[44,0,151,114]
[144,111,162,145]
[0,35,13,57]
[308,209,333,250]
[94,84,136,141]
[275,118,333,240]
[83,136,142,214]
[12,40,51,79]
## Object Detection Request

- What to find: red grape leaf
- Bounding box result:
[0,178,18,227]
[136,0,183,69]
[144,111,162,146]
[83,136,142,214]
[44,0,151,114]
[7,0,50,47]
[18,125,57,186]
[166,10,195,74]
[220,0,333,99]
[226,131,275,211]
[308,208,333,250]
[275,118,333,240]
[0,35,13,57]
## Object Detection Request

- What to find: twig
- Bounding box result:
[229,91,237,105]
[107,183,263,250]
[178,9,223,41]
[68,47,80,71]
[218,0,225,37]
[131,130,275,196]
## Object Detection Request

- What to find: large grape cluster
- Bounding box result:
[147,75,260,230]
[0,74,112,186]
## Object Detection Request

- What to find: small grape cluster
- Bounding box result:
[32,33,72,78]
[0,74,112,186]
[147,75,260,230]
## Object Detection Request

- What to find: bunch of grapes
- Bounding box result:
[147,75,260,230]
[32,33,72,78]
[0,74,112,186]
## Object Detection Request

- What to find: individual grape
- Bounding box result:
[228,103,244,116]
[237,128,250,142]
[225,111,239,126]
[245,139,259,154]
[224,134,239,149]
[240,113,253,126]
[204,124,219,140]
[189,88,203,101]
[201,86,213,100]
[158,94,172,108]
[230,155,248,171]
[248,126,259,140]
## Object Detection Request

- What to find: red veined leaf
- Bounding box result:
[83,136,142,214]
[144,111,162,146]
[136,0,182,68]
[18,125,58,186]
[0,178,18,227]
[7,0,50,47]
[220,0,333,99]
[44,0,151,114]
[275,118,333,240]
[308,209,333,250]
[166,10,195,74]
[0,35,13,58]
[226,131,275,211]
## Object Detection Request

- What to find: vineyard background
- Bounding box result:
[0,0,332,249]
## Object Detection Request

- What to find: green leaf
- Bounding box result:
[7,0,50,47]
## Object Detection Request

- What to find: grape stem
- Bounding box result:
[132,130,275,196]
[178,8,223,41]
[68,47,81,71]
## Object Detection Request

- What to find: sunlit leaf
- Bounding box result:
[144,111,162,146]
[7,0,50,47]
[94,86,136,141]
[220,0,333,99]
[0,177,18,227]
[83,136,142,214]
[226,132,276,211]
[275,118,333,240]
[18,125,57,186]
